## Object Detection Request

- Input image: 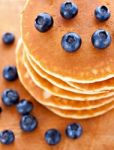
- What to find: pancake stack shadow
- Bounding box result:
[16,0,114,119]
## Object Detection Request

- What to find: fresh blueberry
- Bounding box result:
[92,29,111,49]
[45,129,61,145]
[95,6,110,21]
[0,130,15,145]
[0,107,2,113]
[66,123,83,139]
[16,99,33,115]
[2,89,20,106]
[20,114,38,132]
[3,66,18,81]
[61,32,81,52]
[60,1,78,19]
[35,13,53,32]
[2,32,15,45]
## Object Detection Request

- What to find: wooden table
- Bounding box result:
[0,1,114,150]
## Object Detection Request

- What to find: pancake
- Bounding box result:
[27,49,114,94]
[26,50,104,95]
[67,79,114,93]
[25,46,110,95]
[16,39,114,111]
[26,46,114,94]
[23,50,114,101]
[21,0,114,83]
[16,41,114,119]
[49,102,114,119]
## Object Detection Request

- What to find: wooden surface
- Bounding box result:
[0,0,114,150]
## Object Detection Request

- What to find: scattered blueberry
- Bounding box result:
[16,99,33,115]
[2,89,20,106]
[95,6,110,21]
[61,32,81,52]
[0,107,2,113]
[65,123,83,139]
[2,32,15,45]
[60,1,78,19]
[20,114,38,132]
[92,29,111,49]
[3,66,18,81]
[35,13,53,32]
[45,129,61,145]
[0,130,15,145]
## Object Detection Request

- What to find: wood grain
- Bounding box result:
[0,0,114,150]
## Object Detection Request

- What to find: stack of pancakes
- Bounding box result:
[16,0,114,119]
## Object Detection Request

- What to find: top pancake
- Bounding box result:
[21,0,114,83]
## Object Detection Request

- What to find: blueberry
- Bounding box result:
[45,129,61,145]
[20,114,38,132]
[0,130,15,145]
[61,32,81,52]
[16,99,33,115]
[2,89,20,106]
[60,1,78,19]
[0,107,2,113]
[2,32,15,45]
[3,66,18,81]
[66,123,83,139]
[92,29,111,49]
[35,13,53,32]
[95,6,110,21]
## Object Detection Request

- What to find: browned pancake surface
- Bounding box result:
[16,40,114,115]
[22,0,114,83]
[16,43,114,119]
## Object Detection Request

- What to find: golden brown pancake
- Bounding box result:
[16,39,114,110]
[24,49,114,101]
[49,103,114,119]
[25,46,111,94]
[67,78,114,93]
[26,46,114,94]
[27,49,114,94]
[26,51,104,94]
[16,39,114,119]
[21,0,114,83]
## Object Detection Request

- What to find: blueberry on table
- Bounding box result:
[3,66,18,81]
[45,129,61,145]
[92,29,111,49]
[35,13,53,32]
[2,32,15,45]
[60,1,78,19]
[95,6,110,21]
[2,89,20,106]
[0,130,15,145]
[20,114,38,132]
[66,123,83,139]
[16,99,33,115]
[0,107,2,113]
[61,32,82,52]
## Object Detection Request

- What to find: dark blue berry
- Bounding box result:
[3,66,18,81]
[45,129,61,145]
[0,107,2,113]
[95,6,110,21]
[60,1,78,19]
[92,29,111,49]
[20,114,38,132]
[16,99,33,115]
[0,130,15,145]
[66,123,83,139]
[35,13,53,32]
[2,32,15,45]
[61,32,81,52]
[2,89,20,106]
